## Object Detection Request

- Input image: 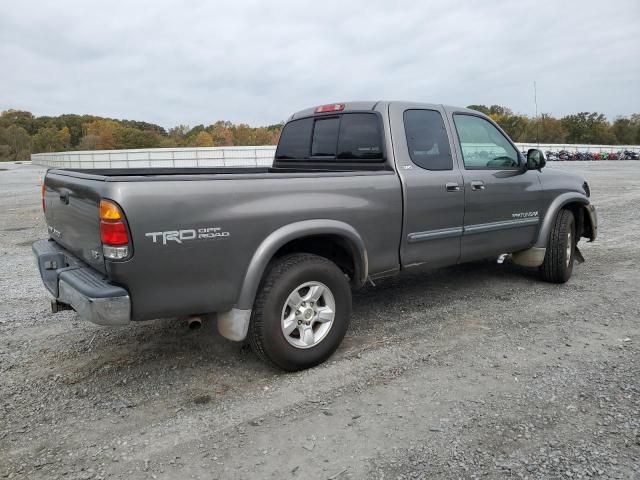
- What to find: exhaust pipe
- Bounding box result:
[51,299,72,313]
[187,315,203,330]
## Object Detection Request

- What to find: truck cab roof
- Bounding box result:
[288,101,481,120]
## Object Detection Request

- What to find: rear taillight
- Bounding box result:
[41,183,46,213]
[99,199,130,259]
[100,221,128,245]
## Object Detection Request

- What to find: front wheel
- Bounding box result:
[248,253,352,371]
[540,209,575,283]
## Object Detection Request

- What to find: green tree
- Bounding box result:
[612,116,640,145]
[561,112,616,144]
[494,114,529,142]
[113,126,162,149]
[57,114,85,146]
[0,125,32,160]
[524,115,567,143]
[476,105,530,141]
[466,105,490,115]
[32,127,71,153]
[0,110,36,134]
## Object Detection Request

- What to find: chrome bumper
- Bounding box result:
[32,239,131,326]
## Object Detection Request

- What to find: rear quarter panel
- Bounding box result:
[104,172,402,320]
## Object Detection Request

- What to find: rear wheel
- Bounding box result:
[540,209,575,283]
[248,253,352,371]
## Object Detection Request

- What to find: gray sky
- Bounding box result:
[1,0,638,127]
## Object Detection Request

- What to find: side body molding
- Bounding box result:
[534,192,590,249]
[235,219,369,311]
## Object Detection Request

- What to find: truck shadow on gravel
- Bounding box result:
[41,259,547,388]
[3,256,595,447]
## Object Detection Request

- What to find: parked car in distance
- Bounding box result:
[34,101,597,370]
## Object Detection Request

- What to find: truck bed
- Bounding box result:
[48,165,392,182]
[49,167,270,179]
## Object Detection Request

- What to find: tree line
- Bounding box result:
[467,105,640,146]
[1,107,639,161]
[0,110,283,161]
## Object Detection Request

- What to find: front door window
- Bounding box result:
[453,114,520,169]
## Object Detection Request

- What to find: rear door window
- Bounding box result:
[403,109,453,170]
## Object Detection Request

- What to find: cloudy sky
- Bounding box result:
[1,0,638,127]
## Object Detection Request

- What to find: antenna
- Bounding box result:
[534,81,539,145]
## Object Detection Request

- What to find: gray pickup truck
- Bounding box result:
[33,101,597,370]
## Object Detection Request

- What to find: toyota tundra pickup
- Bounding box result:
[33,101,597,370]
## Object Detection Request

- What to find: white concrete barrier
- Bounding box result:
[32,146,277,169]
[31,143,640,169]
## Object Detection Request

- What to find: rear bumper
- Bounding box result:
[32,239,131,326]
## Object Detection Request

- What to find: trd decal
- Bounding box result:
[145,227,230,245]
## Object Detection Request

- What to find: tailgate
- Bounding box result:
[43,172,106,274]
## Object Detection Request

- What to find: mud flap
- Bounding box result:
[574,246,585,264]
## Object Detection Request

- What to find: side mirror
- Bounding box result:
[526,148,546,170]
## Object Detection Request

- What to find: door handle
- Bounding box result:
[445,182,460,192]
[471,180,485,191]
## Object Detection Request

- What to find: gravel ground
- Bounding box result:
[0,161,638,480]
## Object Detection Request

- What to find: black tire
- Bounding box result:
[540,209,575,283]
[248,253,352,371]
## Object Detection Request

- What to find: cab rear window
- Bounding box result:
[275,118,313,160]
[275,113,384,163]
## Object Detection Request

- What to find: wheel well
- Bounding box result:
[562,202,593,240]
[272,235,361,286]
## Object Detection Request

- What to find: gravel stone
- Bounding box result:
[0,161,639,479]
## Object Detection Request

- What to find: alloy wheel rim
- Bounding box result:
[566,231,572,267]
[281,281,335,349]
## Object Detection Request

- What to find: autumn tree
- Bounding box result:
[2,107,640,162]
[167,125,190,147]
[193,131,214,147]
[208,121,234,146]
[82,120,118,149]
